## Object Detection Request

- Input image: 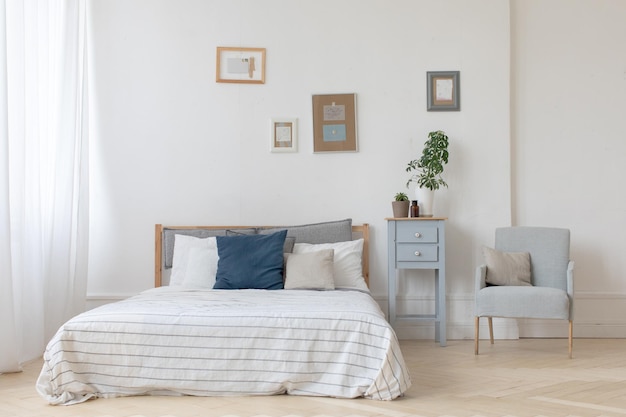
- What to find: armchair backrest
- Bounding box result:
[495,227,570,290]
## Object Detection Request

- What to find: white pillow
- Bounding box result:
[170,235,218,287]
[182,245,219,289]
[284,249,335,290]
[292,239,368,292]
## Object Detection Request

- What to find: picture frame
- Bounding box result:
[216,47,266,84]
[270,118,297,153]
[311,93,357,153]
[427,71,460,111]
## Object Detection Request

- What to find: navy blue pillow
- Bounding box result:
[214,230,287,290]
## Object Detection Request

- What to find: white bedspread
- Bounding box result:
[37,287,411,404]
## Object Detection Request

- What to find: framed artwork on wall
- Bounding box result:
[427,71,460,111]
[270,118,298,153]
[216,47,266,84]
[311,93,357,153]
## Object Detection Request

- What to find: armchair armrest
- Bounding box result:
[475,264,487,293]
[567,260,575,319]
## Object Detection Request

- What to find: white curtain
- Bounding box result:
[0,0,88,373]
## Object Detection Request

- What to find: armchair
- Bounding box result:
[474,227,574,358]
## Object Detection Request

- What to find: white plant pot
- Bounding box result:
[415,187,435,217]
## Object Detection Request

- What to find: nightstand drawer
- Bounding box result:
[397,226,438,243]
[397,244,439,262]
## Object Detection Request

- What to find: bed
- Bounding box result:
[37,219,411,405]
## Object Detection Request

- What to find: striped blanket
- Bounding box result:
[37,287,411,404]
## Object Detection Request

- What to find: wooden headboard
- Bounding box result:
[154,224,369,288]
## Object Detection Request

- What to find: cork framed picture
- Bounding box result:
[312,93,357,153]
[216,47,266,84]
[427,71,460,111]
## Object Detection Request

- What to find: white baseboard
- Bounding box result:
[85,293,135,310]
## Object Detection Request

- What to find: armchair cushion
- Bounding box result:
[482,246,532,286]
[476,286,570,320]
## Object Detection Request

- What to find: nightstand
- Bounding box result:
[386,217,446,346]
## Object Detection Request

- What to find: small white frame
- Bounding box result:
[270,118,298,153]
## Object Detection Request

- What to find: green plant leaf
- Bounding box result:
[405,130,450,190]
[394,192,409,201]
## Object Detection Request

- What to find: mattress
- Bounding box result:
[37,287,411,404]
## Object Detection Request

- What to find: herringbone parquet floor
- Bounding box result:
[2,338,626,417]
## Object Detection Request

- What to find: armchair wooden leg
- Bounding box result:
[488,317,494,345]
[474,317,480,355]
[569,320,573,359]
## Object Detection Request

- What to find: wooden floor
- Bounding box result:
[2,338,626,417]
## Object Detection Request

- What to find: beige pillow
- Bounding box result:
[284,249,335,290]
[482,246,532,286]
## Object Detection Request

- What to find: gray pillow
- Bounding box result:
[283,236,296,253]
[225,228,257,236]
[259,218,352,244]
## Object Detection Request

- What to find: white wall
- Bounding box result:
[86,0,626,339]
[511,0,626,337]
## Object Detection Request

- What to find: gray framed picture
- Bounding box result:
[427,71,460,111]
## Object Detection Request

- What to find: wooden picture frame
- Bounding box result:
[427,71,460,111]
[312,93,357,153]
[216,47,266,84]
[270,118,297,153]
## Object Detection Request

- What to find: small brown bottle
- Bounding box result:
[410,200,419,218]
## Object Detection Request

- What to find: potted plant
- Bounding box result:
[392,192,410,218]
[406,130,449,217]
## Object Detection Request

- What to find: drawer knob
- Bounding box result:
[414,232,421,238]
[414,251,421,256]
